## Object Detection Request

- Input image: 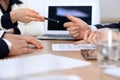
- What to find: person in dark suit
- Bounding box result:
[0,30,43,59]
[64,14,120,43]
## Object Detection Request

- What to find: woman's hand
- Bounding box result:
[10,8,45,23]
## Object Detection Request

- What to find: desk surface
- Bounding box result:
[8,40,120,80]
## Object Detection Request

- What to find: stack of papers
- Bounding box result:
[0,54,91,79]
[52,44,95,51]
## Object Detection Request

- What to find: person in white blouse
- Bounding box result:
[0,0,45,36]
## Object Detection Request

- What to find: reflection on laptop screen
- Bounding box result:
[48,6,92,31]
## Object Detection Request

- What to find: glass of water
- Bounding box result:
[96,29,120,69]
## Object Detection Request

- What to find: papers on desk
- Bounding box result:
[104,67,120,77]
[0,54,91,79]
[23,75,81,80]
[52,44,96,51]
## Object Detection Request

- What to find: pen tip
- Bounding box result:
[57,21,59,23]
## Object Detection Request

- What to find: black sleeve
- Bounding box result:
[95,22,120,31]
[1,13,21,34]
[0,38,9,59]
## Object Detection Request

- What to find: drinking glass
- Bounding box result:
[96,29,120,69]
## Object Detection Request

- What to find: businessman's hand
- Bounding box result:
[74,28,119,44]
[4,34,43,49]
[64,14,88,39]
[10,8,45,23]
[16,35,44,49]
[9,38,34,55]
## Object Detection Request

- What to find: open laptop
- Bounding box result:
[37,4,100,40]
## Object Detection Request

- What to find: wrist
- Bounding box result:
[10,11,17,23]
[3,38,12,50]
[88,25,97,32]
[0,30,6,38]
[5,29,14,34]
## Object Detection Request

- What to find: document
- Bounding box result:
[23,75,82,80]
[0,54,91,79]
[104,67,120,77]
[52,44,95,51]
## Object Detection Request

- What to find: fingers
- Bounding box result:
[14,35,44,49]
[27,8,39,14]
[84,28,91,41]
[66,14,80,22]
[87,32,97,43]
[83,28,97,44]
[15,8,45,23]
[24,16,43,23]
[19,40,29,48]
[64,22,73,28]
[66,14,87,26]
[23,36,44,49]
[67,27,80,36]
[64,14,80,28]
[25,12,44,22]
[64,14,81,28]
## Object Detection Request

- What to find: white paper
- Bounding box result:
[23,75,81,80]
[0,54,91,79]
[104,67,120,77]
[52,44,95,51]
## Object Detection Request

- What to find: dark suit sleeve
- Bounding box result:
[95,22,120,30]
[0,38,9,59]
[1,13,20,34]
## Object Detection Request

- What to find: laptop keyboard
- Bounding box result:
[44,34,71,37]
[37,34,73,40]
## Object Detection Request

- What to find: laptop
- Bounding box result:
[37,4,99,40]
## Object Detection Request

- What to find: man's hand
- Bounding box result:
[74,28,120,44]
[4,34,43,49]
[8,39,34,55]
[10,8,45,23]
[16,35,43,49]
[64,14,88,39]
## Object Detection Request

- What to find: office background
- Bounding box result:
[21,0,120,23]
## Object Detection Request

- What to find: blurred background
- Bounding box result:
[21,0,120,24]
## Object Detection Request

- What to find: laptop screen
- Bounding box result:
[48,6,92,31]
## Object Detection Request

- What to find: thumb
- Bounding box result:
[66,14,83,23]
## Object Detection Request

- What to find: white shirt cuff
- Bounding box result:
[3,38,12,50]
[0,30,5,38]
[89,25,97,32]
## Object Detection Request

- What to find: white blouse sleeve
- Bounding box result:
[17,21,44,37]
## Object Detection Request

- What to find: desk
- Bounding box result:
[8,40,120,80]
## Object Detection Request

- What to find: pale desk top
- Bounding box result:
[7,40,120,80]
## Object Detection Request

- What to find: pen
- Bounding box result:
[44,17,59,23]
